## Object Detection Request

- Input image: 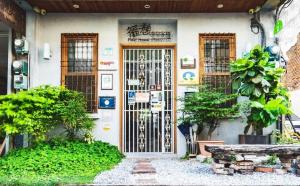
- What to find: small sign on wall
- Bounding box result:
[178,69,199,85]
[102,47,113,57]
[99,60,117,71]
[181,55,196,69]
[101,74,113,90]
[99,96,116,109]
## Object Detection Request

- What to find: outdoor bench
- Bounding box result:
[205,145,300,175]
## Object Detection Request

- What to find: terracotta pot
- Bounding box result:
[255,166,274,173]
[196,140,224,157]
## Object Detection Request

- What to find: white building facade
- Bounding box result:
[1,0,295,156]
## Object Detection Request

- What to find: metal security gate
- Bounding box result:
[123,48,174,153]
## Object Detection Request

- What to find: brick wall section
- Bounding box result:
[284,33,300,90]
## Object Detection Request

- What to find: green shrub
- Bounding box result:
[0,89,57,141]
[179,86,239,139]
[0,140,123,185]
[0,86,94,142]
[272,129,300,144]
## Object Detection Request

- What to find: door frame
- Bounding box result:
[119,43,177,153]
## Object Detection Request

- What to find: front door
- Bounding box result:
[123,48,174,153]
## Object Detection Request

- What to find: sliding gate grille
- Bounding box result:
[123,48,174,153]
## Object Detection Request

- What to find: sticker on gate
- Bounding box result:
[128,79,140,86]
[128,90,136,105]
[151,91,162,112]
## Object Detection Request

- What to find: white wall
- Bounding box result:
[276,1,300,117]
[277,0,300,59]
[27,13,274,156]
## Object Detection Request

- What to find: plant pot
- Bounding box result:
[196,140,224,157]
[273,168,287,175]
[296,169,300,177]
[255,166,274,173]
[239,135,269,144]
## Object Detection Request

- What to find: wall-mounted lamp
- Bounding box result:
[217,4,224,9]
[43,43,51,60]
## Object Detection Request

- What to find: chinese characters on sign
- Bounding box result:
[127,23,172,42]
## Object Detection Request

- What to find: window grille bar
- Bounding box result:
[200,33,236,94]
[61,33,98,113]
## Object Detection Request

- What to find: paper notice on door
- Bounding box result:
[136,92,150,103]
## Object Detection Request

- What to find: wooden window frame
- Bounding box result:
[61,33,98,113]
[199,33,236,91]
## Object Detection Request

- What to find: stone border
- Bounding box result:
[205,145,300,175]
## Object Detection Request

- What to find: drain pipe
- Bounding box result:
[249,8,267,48]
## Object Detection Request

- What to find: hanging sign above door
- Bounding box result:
[119,22,177,43]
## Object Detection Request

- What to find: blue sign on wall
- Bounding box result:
[99,96,116,109]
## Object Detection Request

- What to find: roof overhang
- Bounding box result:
[23,0,270,13]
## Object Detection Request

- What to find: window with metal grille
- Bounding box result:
[61,33,98,113]
[199,33,236,94]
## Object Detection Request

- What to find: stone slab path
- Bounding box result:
[93,158,300,185]
[132,159,158,185]
[132,159,156,174]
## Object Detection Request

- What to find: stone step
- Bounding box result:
[136,160,151,164]
[133,165,154,170]
[135,178,158,185]
[132,160,156,174]
[132,168,156,174]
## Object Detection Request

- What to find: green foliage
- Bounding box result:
[202,157,213,164]
[246,97,291,134]
[272,129,300,144]
[265,154,278,166]
[230,46,291,134]
[0,140,123,185]
[230,46,285,100]
[179,86,239,139]
[0,86,94,142]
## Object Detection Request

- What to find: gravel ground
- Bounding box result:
[94,158,300,185]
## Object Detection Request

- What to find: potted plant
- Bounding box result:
[230,46,291,144]
[179,86,239,156]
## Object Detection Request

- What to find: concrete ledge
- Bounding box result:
[205,145,300,156]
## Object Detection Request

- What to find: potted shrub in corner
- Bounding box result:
[179,86,239,156]
[230,46,291,144]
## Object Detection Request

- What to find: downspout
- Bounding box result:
[249,9,267,48]
[273,0,294,133]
